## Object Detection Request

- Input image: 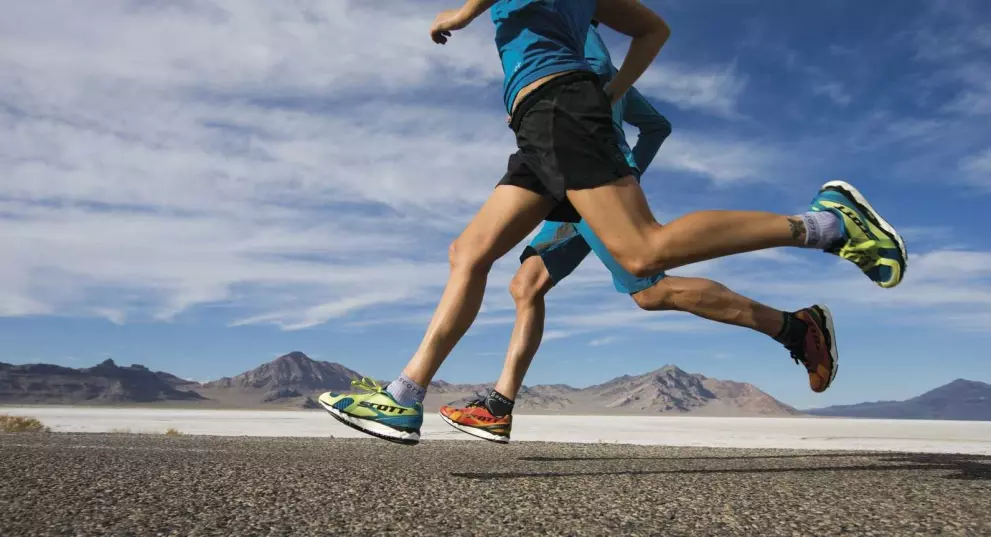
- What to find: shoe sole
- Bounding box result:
[816,303,839,391]
[440,413,510,444]
[318,399,420,446]
[821,180,908,286]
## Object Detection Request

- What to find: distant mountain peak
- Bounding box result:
[201,351,361,400]
[807,378,991,421]
[277,351,311,362]
[656,364,687,374]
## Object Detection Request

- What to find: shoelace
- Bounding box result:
[464,398,486,409]
[839,241,882,269]
[350,377,385,393]
[785,347,809,370]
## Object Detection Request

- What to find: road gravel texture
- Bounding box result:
[1,434,989,536]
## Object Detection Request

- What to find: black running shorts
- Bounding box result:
[498,71,635,223]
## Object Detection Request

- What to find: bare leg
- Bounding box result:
[566,177,807,277]
[631,276,784,337]
[490,274,785,402]
[401,186,556,386]
[492,256,555,400]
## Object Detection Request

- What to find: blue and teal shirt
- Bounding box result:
[491,0,596,113]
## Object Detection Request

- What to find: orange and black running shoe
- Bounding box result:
[789,304,839,393]
[439,399,511,443]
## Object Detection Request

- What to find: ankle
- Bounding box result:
[794,211,842,249]
[485,389,515,417]
[772,311,807,348]
[386,374,427,407]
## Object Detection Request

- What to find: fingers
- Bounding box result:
[431,29,452,44]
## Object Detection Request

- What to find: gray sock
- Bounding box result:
[796,211,842,249]
[386,374,426,407]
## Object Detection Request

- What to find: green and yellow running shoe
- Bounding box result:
[810,180,907,288]
[318,378,422,445]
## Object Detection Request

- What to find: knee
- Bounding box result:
[448,238,491,274]
[616,253,660,279]
[509,268,548,305]
[631,280,677,311]
[613,228,673,278]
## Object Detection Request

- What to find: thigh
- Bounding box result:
[522,221,592,284]
[499,152,581,223]
[511,74,635,223]
[576,217,663,294]
[566,176,660,263]
[456,185,558,267]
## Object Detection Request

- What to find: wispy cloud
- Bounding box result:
[1,0,988,351]
[589,336,619,347]
[960,149,991,188]
[812,82,852,106]
[635,62,748,118]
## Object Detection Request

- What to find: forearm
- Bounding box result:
[632,129,667,173]
[456,0,497,22]
[624,88,672,173]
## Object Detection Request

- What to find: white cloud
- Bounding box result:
[589,336,619,347]
[0,0,518,328]
[961,149,991,188]
[636,62,748,118]
[812,82,852,107]
[1,0,983,347]
[543,330,573,341]
[645,131,790,185]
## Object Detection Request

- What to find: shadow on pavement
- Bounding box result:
[454,453,991,481]
[519,453,870,462]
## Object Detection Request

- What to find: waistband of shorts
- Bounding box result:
[509,70,600,132]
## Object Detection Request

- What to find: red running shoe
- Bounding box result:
[439,399,511,443]
[790,304,839,393]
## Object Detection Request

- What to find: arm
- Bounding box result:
[594,0,671,103]
[623,87,671,173]
[430,0,498,44]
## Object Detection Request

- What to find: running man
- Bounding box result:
[319,0,906,445]
[437,21,823,443]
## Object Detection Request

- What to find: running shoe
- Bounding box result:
[318,378,422,445]
[439,399,512,444]
[788,305,838,393]
[810,180,907,288]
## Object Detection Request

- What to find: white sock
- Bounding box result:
[797,211,842,249]
[386,374,426,407]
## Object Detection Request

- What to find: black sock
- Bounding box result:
[773,312,807,348]
[485,389,515,418]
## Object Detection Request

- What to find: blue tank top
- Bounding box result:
[491,0,596,113]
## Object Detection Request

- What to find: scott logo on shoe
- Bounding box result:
[359,401,408,414]
[834,205,870,236]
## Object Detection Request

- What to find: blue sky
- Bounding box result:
[1,0,989,410]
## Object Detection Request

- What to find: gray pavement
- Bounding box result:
[1,433,989,536]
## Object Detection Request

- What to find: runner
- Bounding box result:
[437,21,825,443]
[319,0,906,445]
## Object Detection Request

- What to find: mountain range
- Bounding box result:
[2,352,987,420]
[0,359,205,404]
[805,379,991,421]
[0,351,798,416]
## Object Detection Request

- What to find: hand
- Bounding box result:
[506,115,511,125]
[603,83,629,106]
[430,9,471,44]
[603,85,621,106]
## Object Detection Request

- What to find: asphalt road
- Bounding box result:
[1,434,989,536]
